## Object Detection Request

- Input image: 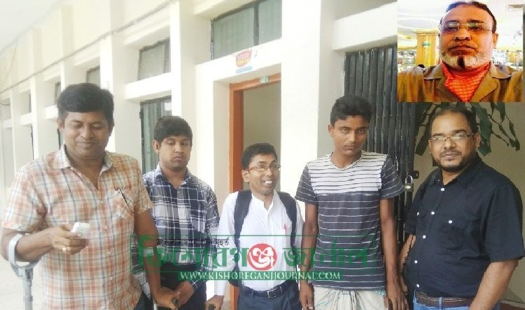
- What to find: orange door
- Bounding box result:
[228,73,281,310]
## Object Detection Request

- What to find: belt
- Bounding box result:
[240,280,296,299]
[416,291,473,308]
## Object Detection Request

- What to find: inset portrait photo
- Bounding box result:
[398,0,523,102]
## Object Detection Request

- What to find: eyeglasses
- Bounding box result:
[247,163,281,173]
[429,132,475,144]
[438,21,493,34]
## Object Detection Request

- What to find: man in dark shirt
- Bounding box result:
[400,106,524,309]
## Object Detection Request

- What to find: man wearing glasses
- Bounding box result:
[398,1,523,102]
[206,143,303,310]
[399,107,524,309]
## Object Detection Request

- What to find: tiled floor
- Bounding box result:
[0,259,43,310]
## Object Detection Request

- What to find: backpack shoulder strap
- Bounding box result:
[277,191,297,248]
[233,190,252,250]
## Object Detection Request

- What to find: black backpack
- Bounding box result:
[229,190,298,287]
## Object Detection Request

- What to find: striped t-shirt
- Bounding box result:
[295,151,403,290]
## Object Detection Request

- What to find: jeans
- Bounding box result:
[158,262,207,310]
[237,282,302,310]
[413,294,500,310]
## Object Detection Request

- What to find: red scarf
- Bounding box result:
[442,61,490,102]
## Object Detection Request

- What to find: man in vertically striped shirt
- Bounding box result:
[0,83,178,309]
[296,95,407,310]
[136,116,219,310]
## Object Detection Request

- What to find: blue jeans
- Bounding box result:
[413,294,500,310]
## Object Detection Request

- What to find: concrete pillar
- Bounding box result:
[28,29,60,158]
[281,0,345,194]
[9,85,33,170]
[99,0,141,159]
[0,108,6,215]
[415,31,438,67]
[169,0,210,172]
[59,5,85,88]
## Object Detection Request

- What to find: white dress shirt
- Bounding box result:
[214,190,304,295]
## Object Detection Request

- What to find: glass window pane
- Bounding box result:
[58,129,62,149]
[54,82,61,104]
[213,7,254,59]
[140,97,172,172]
[86,67,101,86]
[258,0,282,44]
[0,99,10,120]
[138,40,170,80]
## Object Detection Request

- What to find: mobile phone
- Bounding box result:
[71,222,90,238]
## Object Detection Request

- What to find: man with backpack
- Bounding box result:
[205,143,303,310]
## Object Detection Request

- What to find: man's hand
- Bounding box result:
[173,281,195,307]
[398,235,416,296]
[299,280,314,310]
[386,280,408,310]
[49,224,89,255]
[152,286,179,310]
[205,295,224,310]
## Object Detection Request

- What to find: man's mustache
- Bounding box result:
[448,43,477,51]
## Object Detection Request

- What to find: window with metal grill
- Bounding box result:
[86,66,101,86]
[211,0,281,59]
[138,39,171,80]
[140,96,172,172]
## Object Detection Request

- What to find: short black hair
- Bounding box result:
[57,83,114,126]
[154,116,193,144]
[430,106,479,135]
[442,1,497,33]
[241,143,278,170]
[330,95,373,126]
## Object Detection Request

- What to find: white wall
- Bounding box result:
[243,83,281,157]
[122,0,167,26]
[413,103,525,304]
[243,83,282,192]
[280,0,323,196]
[0,128,14,220]
[71,0,104,51]
[40,10,61,69]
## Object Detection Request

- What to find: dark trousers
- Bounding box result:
[134,292,154,310]
[157,262,207,310]
[237,282,302,310]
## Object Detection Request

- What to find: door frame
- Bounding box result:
[228,72,281,310]
[229,73,281,192]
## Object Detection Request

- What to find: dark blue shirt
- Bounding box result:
[404,156,524,298]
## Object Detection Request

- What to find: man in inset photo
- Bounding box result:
[398,1,523,102]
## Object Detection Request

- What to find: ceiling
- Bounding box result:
[0,0,69,53]
[399,0,524,50]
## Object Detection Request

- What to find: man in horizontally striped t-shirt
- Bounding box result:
[296,95,407,310]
